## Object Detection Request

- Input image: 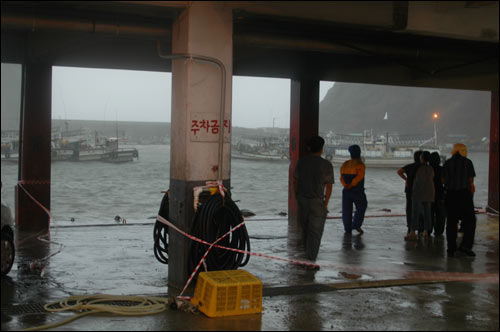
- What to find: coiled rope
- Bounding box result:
[153,192,170,264]
[153,191,251,276]
[19,294,171,331]
[188,193,250,276]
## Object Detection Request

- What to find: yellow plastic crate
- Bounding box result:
[191,270,263,317]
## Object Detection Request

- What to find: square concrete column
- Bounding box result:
[488,91,499,213]
[288,79,319,233]
[15,62,52,231]
[168,3,233,289]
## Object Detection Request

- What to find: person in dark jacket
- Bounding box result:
[340,145,367,234]
[429,152,446,236]
[442,143,476,257]
[397,151,423,235]
[405,151,434,241]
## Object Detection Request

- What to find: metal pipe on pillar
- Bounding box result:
[157,45,227,182]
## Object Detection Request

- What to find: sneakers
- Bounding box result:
[355,228,364,235]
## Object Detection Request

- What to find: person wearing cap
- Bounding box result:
[442,143,477,257]
[340,144,367,234]
[293,136,334,263]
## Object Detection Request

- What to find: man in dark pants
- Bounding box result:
[442,143,476,257]
[293,136,334,264]
[397,151,423,235]
[340,144,367,234]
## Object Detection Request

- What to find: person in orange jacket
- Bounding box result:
[340,145,367,234]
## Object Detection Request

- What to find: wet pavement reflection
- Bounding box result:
[1,215,498,331]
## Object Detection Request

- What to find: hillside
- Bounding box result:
[319,83,491,142]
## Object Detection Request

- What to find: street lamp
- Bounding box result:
[433,113,439,146]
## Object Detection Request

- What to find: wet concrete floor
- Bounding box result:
[1,214,499,330]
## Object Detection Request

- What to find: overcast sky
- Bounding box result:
[50,66,334,128]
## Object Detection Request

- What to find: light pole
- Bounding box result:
[433,113,439,146]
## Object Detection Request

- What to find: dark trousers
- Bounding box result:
[405,193,412,231]
[431,198,447,235]
[445,189,476,253]
[297,197,327,261]
[411,200,432,232]
[342,189,367,233]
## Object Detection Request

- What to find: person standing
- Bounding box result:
[293,136,334,262]
[405,151,435,241]
[429,152,446,236]
[397,151,423,235]
[340,145,367,235]
[442,143,477,257]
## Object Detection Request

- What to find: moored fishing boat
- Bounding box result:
[232,135,289,162]
[323,129,444,168]
[52,128,139,163]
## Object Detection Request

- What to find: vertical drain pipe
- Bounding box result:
[157,41,227,182]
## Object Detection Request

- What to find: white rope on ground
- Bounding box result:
[19,294,173,331]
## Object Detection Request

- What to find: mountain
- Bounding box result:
[319,82,491,142]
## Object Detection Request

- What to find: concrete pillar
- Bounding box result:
[168,3,232,289]
[15,62,52,231]
[288,79,320,230]
[488,91,499,213]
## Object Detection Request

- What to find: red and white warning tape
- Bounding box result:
[17,181,53,224]
[15,182,64,267]
[156,211,499,300]
[177,219,247,298]
[155,214,321,299]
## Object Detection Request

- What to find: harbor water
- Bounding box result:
[0,146,491,225]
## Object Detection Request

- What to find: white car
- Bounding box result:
[1,198,15,277]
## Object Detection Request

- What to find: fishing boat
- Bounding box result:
[323,129,443,168]
[232,135,289,161]
[52,128,139,163]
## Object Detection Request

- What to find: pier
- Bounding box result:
[1,1,499,330]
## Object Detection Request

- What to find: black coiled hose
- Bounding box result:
[188,194,250,276]
[153,193,170,264]
[154,191,251,274]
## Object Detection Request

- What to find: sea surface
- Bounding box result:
[1,146,491,225]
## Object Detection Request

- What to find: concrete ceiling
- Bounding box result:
[1,1,498,90]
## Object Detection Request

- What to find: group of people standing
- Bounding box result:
[293,136,477,267]
[398,143,477,257]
